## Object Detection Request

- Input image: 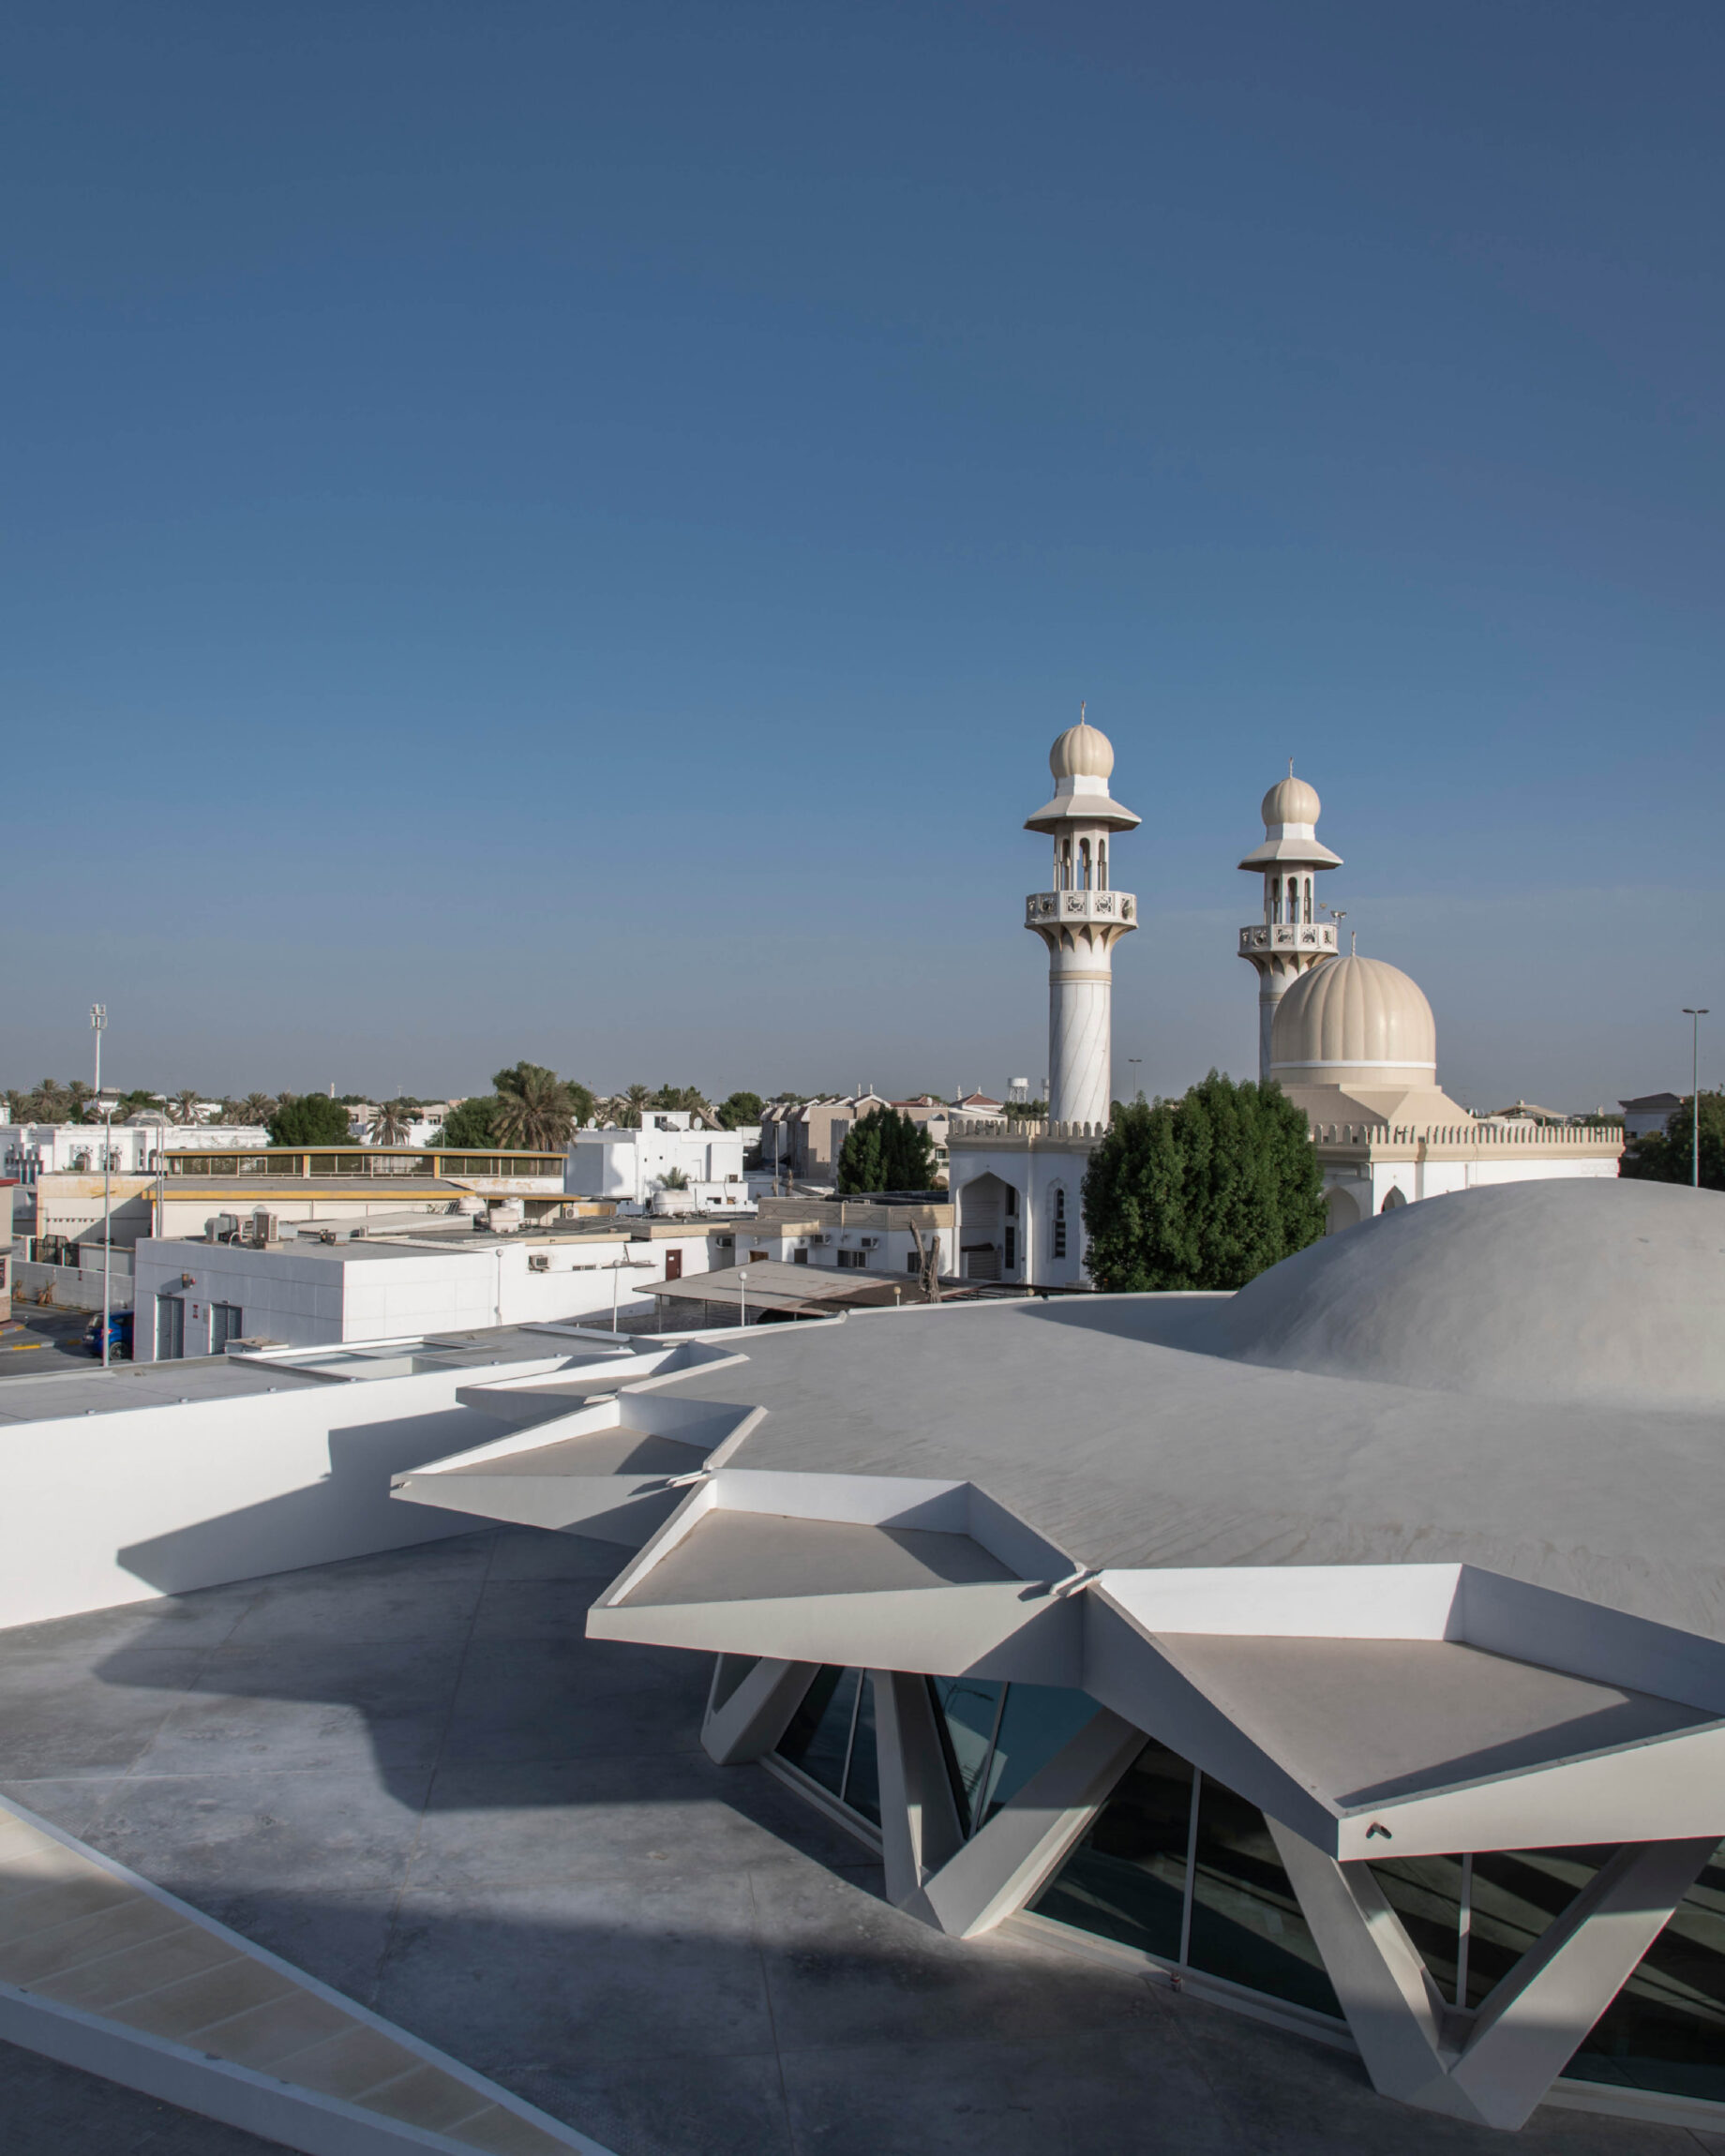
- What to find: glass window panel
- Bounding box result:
[1030,1738,1194,1963]
[1567,1840,1725,2103]
[1188,1774,1342,2019]
[1369,1855,1468,2005]
[1464,1848,1606,2008]
[978,1683,1099,1825]
[842,1676,880,1826]
[927,1675,1003,1836]
[776,1667,859,1799]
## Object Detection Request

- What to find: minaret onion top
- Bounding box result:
[1238,769,1342,871]
[1025,716,1142,833]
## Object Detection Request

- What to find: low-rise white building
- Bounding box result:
[131,1217,729,1360]
[2,1117,270,1183]
[568,1112,746,1212]
[718,1193,952,1280]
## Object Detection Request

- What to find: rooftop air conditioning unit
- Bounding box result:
[527,1252,550,1272]
[209,1213,240,1242]
[251,1210,279,1245]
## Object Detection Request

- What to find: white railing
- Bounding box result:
[949,1117,1109,1141]
[1238,922,1338,953]
[1026,890,1137,926]
[1311,1122,1626,1150]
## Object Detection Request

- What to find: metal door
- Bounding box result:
[156,1295,185,1360]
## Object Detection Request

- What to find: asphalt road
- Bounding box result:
[0,1304,103,1376]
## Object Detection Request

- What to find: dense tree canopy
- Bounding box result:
[1619,1091,1725,1191]
[717,1091,764,1129]
[492,1062,591,1150]
[267,1093,354,1146]
[1081,1071,1326,1291]
[429,1095,499,1147]
[835,1107,938,1194]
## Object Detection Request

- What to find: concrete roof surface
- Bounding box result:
[0,1355,331,1425]
[631,1183,1725,1641]
[0,1528,1683,2156]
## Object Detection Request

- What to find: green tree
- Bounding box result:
[650,1084,710,1115]
[428,1095,499,1148]
[716,1091,764,1130]
[267,1093,355,1146]
[492,1062,590,1151]
[836,1107,938,1194]
[1620,1091,1725,1191]
[367,1098,418,1145]
[1082,1071,1326,1291]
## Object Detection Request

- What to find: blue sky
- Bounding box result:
[6,2,1719,1111]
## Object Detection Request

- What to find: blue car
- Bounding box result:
[83,1310,134,1359]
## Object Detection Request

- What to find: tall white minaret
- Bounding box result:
[1024,716,1140,1127]
[1237,771,1342,1084]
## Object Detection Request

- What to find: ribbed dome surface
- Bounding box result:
[1222,1180,1725,1408]
[1260,774,1321,828]
[1271,954,1435,1074]
[1049,722,1115,782]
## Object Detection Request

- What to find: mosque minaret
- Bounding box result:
[1236,771,1342,1083]
[1023,715,1140,1126]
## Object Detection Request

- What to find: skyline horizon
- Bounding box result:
[7,6,1718,1112]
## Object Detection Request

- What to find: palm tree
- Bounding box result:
[368,1098,416,1146]
[491,1063,580,1152]
[241,1092,278,1126]
[622,1083,652,1129]
[28,1079,71,1123]
[170,1089,204,1126]
[659,1166,691,1190]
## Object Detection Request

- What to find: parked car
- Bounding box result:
[82,1310,134,1359]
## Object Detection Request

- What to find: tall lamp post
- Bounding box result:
[1682,1009,1709,1190]
[91,1006,112,1369]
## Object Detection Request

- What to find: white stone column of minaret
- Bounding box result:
[1237,773,1342,1085]
[1023,719,1140,1128]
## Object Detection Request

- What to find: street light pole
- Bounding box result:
[91,1007,111,1368]
[1682,1010,1709,1189]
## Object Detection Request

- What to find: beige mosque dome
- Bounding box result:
[1049,720,1115,782]
[1260,774,1322,829]
[1270,952,1435,1080]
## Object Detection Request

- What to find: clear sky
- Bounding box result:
[7,2,1719,1113]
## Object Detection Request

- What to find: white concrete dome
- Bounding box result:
[1270,953,1435,1078]
[1260,774,1321,828]
[1049,721,1115,782]
[1222,1178,1725,1408]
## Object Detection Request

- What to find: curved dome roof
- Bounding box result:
[1222,1180,1725,1409]
[1261,774,1321,828]
[1049,721,1115,782]
[1270,954,1435,1077]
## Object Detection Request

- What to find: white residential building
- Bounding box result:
[567,1111,746,1212]
[131,1218,728,1360]
[2,1118,271,1183]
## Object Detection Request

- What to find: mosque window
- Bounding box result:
[1031,1734,1341,2021]
[1060,839,1072,891]
[1079,838,1092,890]
[1303,876,1312,922]
[927,1677,1100,1837]
[774,1666,879,1826]
[1051,1186,1067,1258]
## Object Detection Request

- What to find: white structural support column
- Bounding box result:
[902,1709,1143,1939]
[871,1669,966,1907]
[1046,964,1115,1133]
[1270,1821,1717,2131]
[700,1655,818,1766]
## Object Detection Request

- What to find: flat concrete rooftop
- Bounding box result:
[0,1531,1706,2156]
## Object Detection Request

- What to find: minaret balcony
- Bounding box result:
[1027,889,1137,926]
[1239,921,1338,955]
